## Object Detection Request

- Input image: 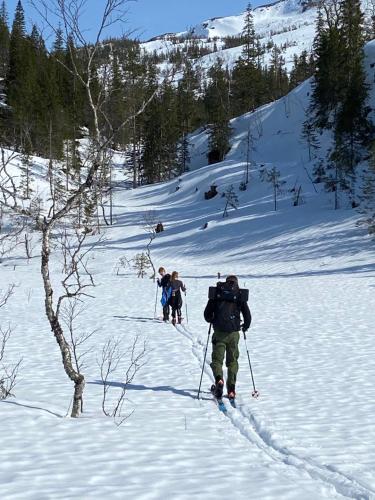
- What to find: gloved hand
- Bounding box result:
[241,324,248,333]
[157,278,161,286]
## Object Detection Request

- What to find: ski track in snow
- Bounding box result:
[174,322,375,500]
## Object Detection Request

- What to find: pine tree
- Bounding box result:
[310,2,343,128]
[334,0,373,174]
[176,59,202,136]
[308,0,373,202]
[118,43,149,187]
[159,80,179,179]
[6,0,27,121]
[5,2,47,152]
[142,71,180,182]
[0,1,9,79]
[205,61,232,163]
[140,64,160,183]
[231,3,262,115]
[301,120,320,161]
[289,50,315,89]
[28,24,61,156]
[364,142,375,232]
[241,3,258,65]
[223,185,239,217]
[61,35,86,138]
[106,52,125,147]
[175,59,202,173]
[266,46,289,101]
[176,134,190,174]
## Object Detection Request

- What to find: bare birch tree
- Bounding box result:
[27,0,163,416]
[0,285,22,400]
[142,210,158,279]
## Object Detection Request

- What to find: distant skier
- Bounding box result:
[157,267,171,322]
[204,275,251,400]
[169,271,186,325]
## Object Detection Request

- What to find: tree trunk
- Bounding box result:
[274,183,277,211]
[41,221,85,417]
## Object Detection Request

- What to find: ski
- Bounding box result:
[210,385,227,413]
[171,318,184,327]
[214,397,227,413]
[155,316,167,323]
[228,398,236,409]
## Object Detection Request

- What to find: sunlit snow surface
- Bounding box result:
[1,40,375,500]
[142,0,317,72]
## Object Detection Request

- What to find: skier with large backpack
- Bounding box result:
[204,275,251,400]
[157,267,171,321]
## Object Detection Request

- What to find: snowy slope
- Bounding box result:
[142,0,317,72]
[1,35,375,500]
[141,0,375,74]
[177,0,315,40]
[1,125,374,498]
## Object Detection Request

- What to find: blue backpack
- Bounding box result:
[161,283,172,306]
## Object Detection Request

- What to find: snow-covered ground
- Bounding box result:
[1,150,374,498]
[1,40,375,500]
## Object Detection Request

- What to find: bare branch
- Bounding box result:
[0,326,22,400]
[98,335,147,425]
[61,299,97,376]
[0,284,16,309]
[142,211,158,279]
[55,228,99,319]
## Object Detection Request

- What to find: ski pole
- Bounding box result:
[243,330,259,398]
[197,323,212,400]
[184,291,189,324]
[154,283,159,318]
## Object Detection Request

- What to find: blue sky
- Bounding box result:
[5,0,273,41]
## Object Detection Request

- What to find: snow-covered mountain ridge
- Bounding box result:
[141,0,317,71]
[140,0,373,73]
[148,0,315,41]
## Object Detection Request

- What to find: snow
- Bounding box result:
[2,221,374,499]
[1,33,375,500]
[141,0,374,77]
[141,0,317,74]
[173,0,313,41]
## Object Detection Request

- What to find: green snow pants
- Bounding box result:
[210,329,240,388]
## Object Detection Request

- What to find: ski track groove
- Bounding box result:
[174,323,374,500]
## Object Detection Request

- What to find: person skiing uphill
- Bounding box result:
[157,267,171,322]
[204,275,251,400]
[169,271,186,325]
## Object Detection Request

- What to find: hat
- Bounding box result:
[226,275,238,284]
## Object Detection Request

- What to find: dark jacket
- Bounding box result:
[204,289,251,333]
[169,279,186,309]
[157,274,171,290]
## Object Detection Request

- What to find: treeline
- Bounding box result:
[0,1,315,186]
[305,0,375,212]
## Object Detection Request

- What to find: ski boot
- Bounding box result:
[227,384,236,401]
[211,378,224,399]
